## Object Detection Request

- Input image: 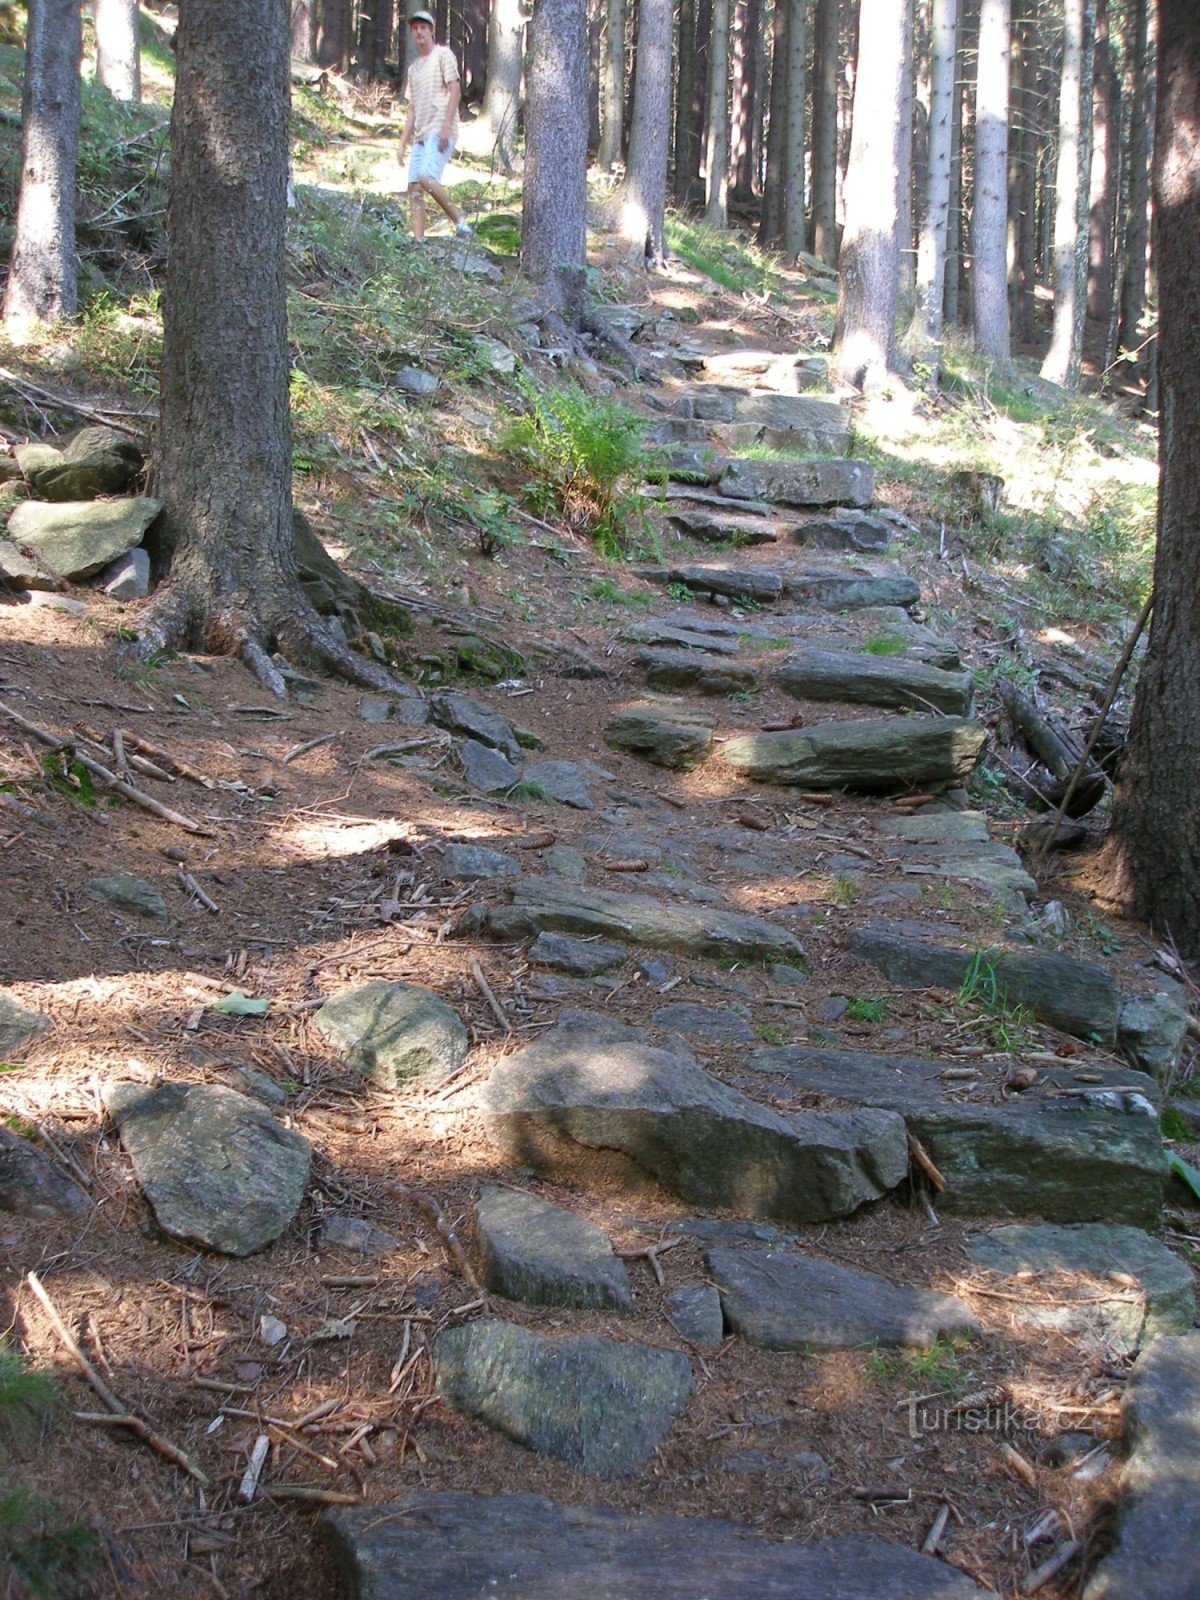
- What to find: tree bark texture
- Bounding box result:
[3,0,81,333]
[623,0,672,262]
[809,0,838,261]
[909,0,957,372]
[1108,0,1200,959]
[729,0,759,200]
[290,0,317,62]
[942,0,964,327]
[598,0,625,168]
[95,0,141,101]
[1086,0,1118,326]
[896,0,915,302]
[831,0,910,388]
[1041,0,1095,388]
[781,0,806,258]
[672,0,698,203]
[760,0,787,241]
[316,0,349,68]
[522,0,589,302]
[971,0,1012,368]
[1008,0,1037,346]
[704,0,731,223]
[480,0,524,170]
[1118,0,1151,357]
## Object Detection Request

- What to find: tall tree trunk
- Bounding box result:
[909,0,957,373]
[729,0,760,200]
[291,0,317,62]
[896,0,915,305]
[971,0,1011,368]
[3,0,80,336]
[354,0,393,77]
[623,0,672,262]
[1087,0,1118,326]
[1118,0,1151,358]
[760,0,787,242]
[781,0,806,257]
[316,0,350,68]
[830,0,911,389]
[480,0,524,171]
[673,0,698,202]
[598,0,625,169]
[589,0,603,151]
[942,0,964,328]
[1008,0,1037,345]
[1041,0,1095,388]
[1107,0,1200,959]
[704,0,731,223]
[809,0,838,261]
[95,0,141,101]
[523,0,589,309]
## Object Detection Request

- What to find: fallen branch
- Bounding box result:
[179,868,220,914]
[906,1132,947,1192]
[0,366,152,434]
[389,1187,482,1291]
[615,1235,685,1286]
[72,1412,210,1485]
[1021,1540,1081,1595]
[469,956,509,1032]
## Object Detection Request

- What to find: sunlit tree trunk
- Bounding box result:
[760,0,786,241]
[972,0,1011,369]
[1086,0,1118,327]
[1008,0,1036,345]
[1042,0,1095,388]
[291,0,317,63]
[729,0,759,201]
[598,0,625,169]
[942,0,964,329]
[95,0,140,101]
[523,0,588,308]
[623,0,671,262]
[1118,0,1151,359]
[4,0,81,336]
[704,0,731,223]
[316,0,350,69]
[909,0,957,374]
[809,0,838,261]
[480,0,524,171]
[781,0,806,258]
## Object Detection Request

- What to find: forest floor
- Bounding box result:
[0,49,1197,1600]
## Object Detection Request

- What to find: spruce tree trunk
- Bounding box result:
[1041,0,1095,388]
[1118,0,1151,358]
[480,0,525,171]
[781,0,806,258]
[3,0,81,335]
[673,0,699,203]
[95,0,141,102]
[971,0,1012,369]
[523,0,589,305]
[704,0,731,224]
[830,0,911,389]
[1008,0,1037,346]
[942,1,964,329]
[316,0,350,69]
[1086,0,1118,326]
[291,0,317,63]
[896,0,915,305]
[809,0,838,262]
[623,0,672,262]
[729,0,759,201]
[909,0,957,373]
[1108,0,1200,959]
[760,0,787,242]
[598,0,625,169]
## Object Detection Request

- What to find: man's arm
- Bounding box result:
[399,99,415,158]
[437,78,461,151]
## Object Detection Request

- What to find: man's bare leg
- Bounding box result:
[418,175,462,227]
[408,185,426,239]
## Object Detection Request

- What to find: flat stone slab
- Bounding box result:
[315,980,469,1090]
[665,507,782,545]
[322,1491,990,1599]
[6,497,161,581]
[780,648,973,715]
[523,760,594,809]
[479,877,806,963]
[651,1003,756,1044]
[432,1321,692,1474]
[605,701,716,769]
[86,873,168,921]
[720,459,874,509]
[709,1248,979,1350]
[102,1080,311,1255]
[891,842,1038,903]
[430,691,522,761]
[785,569,922,610]
[0,1126,89,1220]
[967,1223,1195,1352]
[875,811,992,844]
[1119,992,1191,1083]
[441,842,521,881]
[479,1011,907,1225]
[0,537,51,588]
[638,647,760,696]
[1083,1333,1200,1600]
[724,717,987,792]
[649,563,784,604]
[0,991,50,1058]
[460,739,522,792]
[474,1185,633,1311]
[665,1284,725,1345]
[790,513,892,553]
[723,394,852,450]
[748,1044,1165,1228]
[620,618,741,654]
[528,932,626,976]
[848,922,1120,1043]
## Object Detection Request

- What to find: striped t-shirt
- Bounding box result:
[405,45,461,143]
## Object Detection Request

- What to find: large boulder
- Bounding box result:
[5,497,161,581]
[0,1126,89,1220]
[605,701,716,769]
[784,569,922,610]
[719,458,874,508]
[314,980,469,1089]
[779,648,973,716]
[724,716,987,792]
[638,648,760,697]
[22,427,143,502]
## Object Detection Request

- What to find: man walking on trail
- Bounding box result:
[399,10,473,241]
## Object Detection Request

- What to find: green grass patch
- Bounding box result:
[860,633,907,657]
[665,215,784,297]
[844,996,889,1024]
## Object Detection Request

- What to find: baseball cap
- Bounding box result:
[408,10,435,24]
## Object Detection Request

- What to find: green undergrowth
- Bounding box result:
[665,215,784,297]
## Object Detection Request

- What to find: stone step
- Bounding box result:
[479,1012,907,1225]
[779,647,974,715]
[322,1491,992,1599]
[888,842,1038,905]
[637,648,760,696]
[719,457,874,509]
[641,562,784,604]
[784,568,921,610]
[605,699,717,768]
[710,394,852,452]
[619,618,742,654]
[789,512,893,553]
[746,1044,1164,1228]
[473,1185,633,1312]
[697,348,829,390]
[723,716,986,792]
[665,506,784,545]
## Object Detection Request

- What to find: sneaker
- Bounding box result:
[455,221,474,238]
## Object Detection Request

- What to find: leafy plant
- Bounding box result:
[1168,1150,1200,1204]
[1161,1106,1193,1142]
[757,1023,786,1046]
[844,996,889,1024]
[827,873,859,907]
[666,581,694,602]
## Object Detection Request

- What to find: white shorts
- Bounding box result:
[408,134,454,186]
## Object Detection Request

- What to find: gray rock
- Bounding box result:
[785,570,922,610]
[479,1011,907,1225]
[900,843,1038,905]
[654,563,783,604]
[522,761,594,809]
[320,1214,402,1256]
[709,1248,979,1350]
[6,497,161,581]
[651,1003,756,1044]
[528,932,626,977]
[0,1126,88,1220]
[85,874,168,921]
[638,648,759,696]
[749,1044,1165,1228]
[665,507,782,546]
[28,435,143,502]
[848,922,1120,1043]
[0,537,51,589]
[474,1185,633,1311]
[724,717,987,793]
[1083,1333,1200,1600]
[392,365,440,397]
[459,738,522,792]
[13,442,62,479]
[663,444,723,483]
[357,693,429,726]
[779,648,973,716]
[771,962,808,986]
[875,811,991,844]
[228,1067,287,1105]
[1119,992,1190,1084]
[480,877,806,963]
[442,842,521,881]
[791,514,892,553]
[99,546,151,600]
[321,1492,990,1600]
[432,1320,692,1474]
[644,417,712,446]
[605,702,716,770]
[314,980,469,1090]
[102,1079,311,1255]
[719,394,852,451]
[431,691,521,761]
[542,844,588,879]
[966,1223,1195,1352]
[720,458,874,509]
[620,619,742,655]
[0,991,50,1058]
[665,1284,725,1345]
